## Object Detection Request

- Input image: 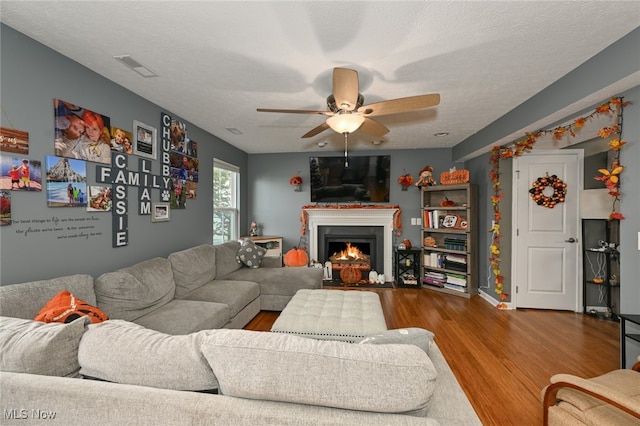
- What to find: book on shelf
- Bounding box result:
[423,271,446,287]
[444,283,467,293]
[444,254,467,264]
[423,253,445,268]
[423,209,443,229]
[445,272,467,286]
[422,209,430,228]
[444,237,467,251]
[423,278,445,288]
[443,260,467,272]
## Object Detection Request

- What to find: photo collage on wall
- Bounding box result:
[51,99,117,211]
[0,128,41,226]
[167,117,198,209]
[1,97,191,230]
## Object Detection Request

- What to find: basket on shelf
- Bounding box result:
[440,168,469,185]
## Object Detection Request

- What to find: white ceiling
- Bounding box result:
[1,1,639,155]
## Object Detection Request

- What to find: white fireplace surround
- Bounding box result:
[304,208,398,277]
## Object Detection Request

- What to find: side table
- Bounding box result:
[619,314,640,368]
[394,248,421,287]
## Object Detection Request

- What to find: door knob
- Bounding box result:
[565,237,577,243]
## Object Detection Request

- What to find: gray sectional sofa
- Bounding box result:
[0,240,481,425]
[0,240,323,334]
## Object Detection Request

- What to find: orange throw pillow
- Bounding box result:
[34,290,108,324]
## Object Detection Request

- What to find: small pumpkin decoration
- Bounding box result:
[423,236,436,247]
[440,197,455,207]
[284,246,309,267]
[340,267,362,284]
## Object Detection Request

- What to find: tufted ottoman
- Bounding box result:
[270,289,388,342]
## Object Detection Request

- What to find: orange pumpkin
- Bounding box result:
[440,197,455,207]
[284,247,309,267]
[340,267,362,284]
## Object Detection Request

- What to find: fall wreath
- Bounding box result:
[529,174,567,208]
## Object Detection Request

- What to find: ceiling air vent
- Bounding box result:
[114,55,158,78]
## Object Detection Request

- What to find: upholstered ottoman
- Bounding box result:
[270,289,388,342]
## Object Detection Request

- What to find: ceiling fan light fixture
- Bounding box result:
[326,113,365,134]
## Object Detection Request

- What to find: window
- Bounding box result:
[213,159,239,245]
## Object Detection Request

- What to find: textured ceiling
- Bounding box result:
[1,1,639,155]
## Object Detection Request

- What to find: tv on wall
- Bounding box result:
[309,155,391,203]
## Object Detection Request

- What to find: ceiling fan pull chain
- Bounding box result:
[344,132,349,167]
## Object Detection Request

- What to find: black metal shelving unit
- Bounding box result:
[581,219,620,321]
[394,248,421,288]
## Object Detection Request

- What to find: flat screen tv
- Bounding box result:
[309,155,390,203]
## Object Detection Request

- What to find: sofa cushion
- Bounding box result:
[0,316,89,377]
[168,244,217,298]
[0,274,96,320]
[94,257,175,322]
[201,329,437,415]
[355,328,435,354]
[79,320,218,391]
[132,299,231,334]
[34,290,109,324]
[179,280,260,318]
[236,238,267,268]
[214,241,242,278]
[225,266,323,297]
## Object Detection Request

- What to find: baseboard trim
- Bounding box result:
[478,289,514,310]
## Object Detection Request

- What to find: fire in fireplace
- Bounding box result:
[330,242,369,261]
[329,242,371,284]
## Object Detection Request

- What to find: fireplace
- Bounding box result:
[318,226,384,280]
[303,207,399,278]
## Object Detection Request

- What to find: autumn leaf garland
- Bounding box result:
[488,97,629,304]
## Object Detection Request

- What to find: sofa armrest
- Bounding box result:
[542,372,640,425]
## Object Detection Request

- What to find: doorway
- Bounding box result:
[512,150,583,310]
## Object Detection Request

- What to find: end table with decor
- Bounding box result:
[394,248,421,287]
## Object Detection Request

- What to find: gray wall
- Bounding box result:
[247,149,458,253]
[0,24,248,285]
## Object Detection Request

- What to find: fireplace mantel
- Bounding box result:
[303,207,399,277]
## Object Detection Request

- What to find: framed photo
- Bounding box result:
[133,120,157,160]
[151,202,170,222]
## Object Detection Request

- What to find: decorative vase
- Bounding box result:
[401,185,408,191]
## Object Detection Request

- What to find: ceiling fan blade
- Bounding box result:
[358,94,440,117]
[333,68,359,111]
[302,122,330,138]
[257,108,332,116]
[359,117,389,137]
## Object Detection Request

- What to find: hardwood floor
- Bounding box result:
[244,287,620,425]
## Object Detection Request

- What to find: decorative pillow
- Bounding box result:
[0,315,89,377]
[201,329,436,414]
[34,290,108,324]
[355,328,435,354]
[78,320,218,391]
[236,238,267,268]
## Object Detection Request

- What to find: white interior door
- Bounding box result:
[513,151,582,310]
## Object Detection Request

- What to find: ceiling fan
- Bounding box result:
[257,67,441,139]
